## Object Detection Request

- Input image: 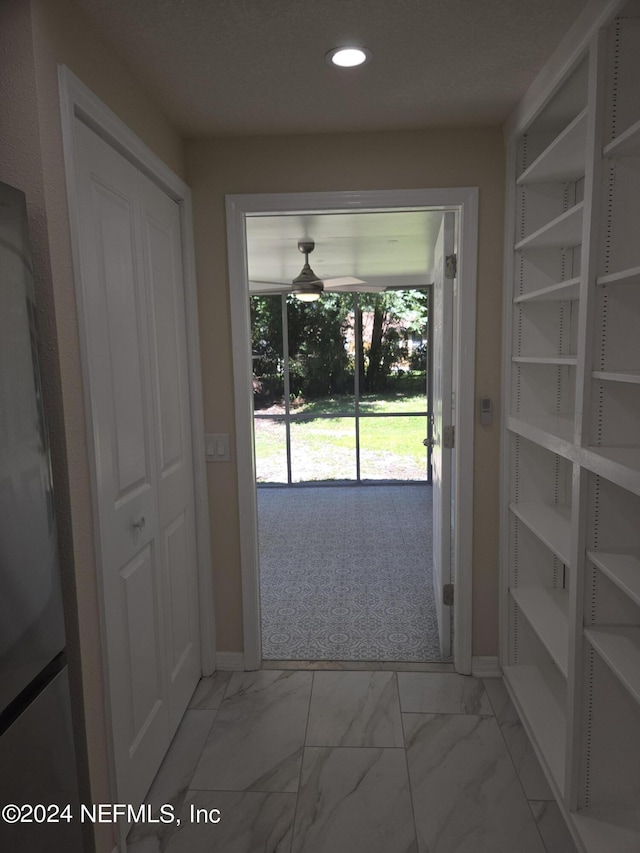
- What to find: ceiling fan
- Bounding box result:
[248,239,411,301]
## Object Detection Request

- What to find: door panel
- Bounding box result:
[74,118,200,805]
[139,173,200,733]
[164,512,191,672]
[120,544,163,738]
[431,212,455,659]
[144,215,183,472]
[93,182,150,496]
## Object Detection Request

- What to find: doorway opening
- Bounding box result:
[226,188,477,673]
[246,207,456,664]
[250,272,435,661]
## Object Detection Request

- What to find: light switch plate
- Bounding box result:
[205,433,230,462]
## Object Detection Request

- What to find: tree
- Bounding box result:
[251,295,284,404]
[358,290,428,392]
[286,293,352,398]
[251,289,428,403]
[250,292,352,403]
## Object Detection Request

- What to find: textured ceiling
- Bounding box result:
[74,0,589,137]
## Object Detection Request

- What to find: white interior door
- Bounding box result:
[74,119,200,806]
[139,176,201,731]
[431,212,455,658]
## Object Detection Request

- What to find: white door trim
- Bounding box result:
[58,64,215,828]
[226,188,478,674]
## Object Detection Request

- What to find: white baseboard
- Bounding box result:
[215,651,245,671]
[471,656,501,678]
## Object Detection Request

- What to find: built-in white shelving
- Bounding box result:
[591,369,640,384]
[514,277,581,303]
[509,502,571,566]
[513,355,577,366]
[502,5,640,851]
[503,665,566,790]
[596,265,640,287]
[574,809,640,853]
[517,108,588,184]
[586,627,640,706]
[587,552,640,607]
[585,446,640,470]
[511,587,569,675]
[603,117,640,158]
[515,202,584,251]
[582,448,640,498]
[508,413,575,449]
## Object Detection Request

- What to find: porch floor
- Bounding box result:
[258,484,446,662]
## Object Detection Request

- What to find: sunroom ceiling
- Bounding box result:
[246,210,444,292]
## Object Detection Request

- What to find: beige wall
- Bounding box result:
[185,128,505,657]
[1,2,185,850]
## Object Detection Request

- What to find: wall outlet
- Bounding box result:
[205,433,231,462]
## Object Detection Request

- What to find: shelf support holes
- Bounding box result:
[592,475,601,552]
[604,164,615,277]
[595,382,605,447]
[611,17,621,141]
[583,646,596,809]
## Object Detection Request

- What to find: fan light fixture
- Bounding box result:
[292,240,323,302]
[326,46,371,68]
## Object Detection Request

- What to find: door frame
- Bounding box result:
[226,188,478,674]
[58,66,216,822]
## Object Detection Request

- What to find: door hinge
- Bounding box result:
[445,253,457,279]
[443,583,454,606]
[443,425,455,449]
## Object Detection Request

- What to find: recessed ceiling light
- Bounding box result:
[326,47,372,68]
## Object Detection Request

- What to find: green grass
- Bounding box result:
[254,394,429,482]
[288,391,427,414]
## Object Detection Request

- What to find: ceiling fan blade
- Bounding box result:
[325,283,387,293]
[382,283,430,291]
[323,276,388,293]
[248,280,293,294]
[321,276,366,288]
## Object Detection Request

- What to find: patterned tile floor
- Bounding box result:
[258,485,444,662]
[128,670,579,853]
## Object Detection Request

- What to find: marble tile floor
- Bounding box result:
[258,485,445,662]
[128,669,579,853]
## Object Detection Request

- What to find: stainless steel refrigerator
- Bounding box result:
[0,181,84,851]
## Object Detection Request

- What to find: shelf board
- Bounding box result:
[581,447,640,498]
[585,446,640,471]
[511,587,569,676]
[515,202,584,251]
[508,414,575,453]
[502,665,565,791]
[514,277,581,303]
[587,552,640,608]
[574,807,640,853]
[603,118,640,158]
[585,626,640,707]
[596,266,640,288]
[592,369,640,385]
[513,355,577,366]
[517,108,588,184]
[509,502,572,566]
